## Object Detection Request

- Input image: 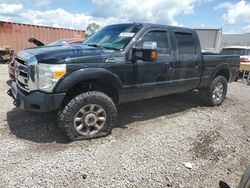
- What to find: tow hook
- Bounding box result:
[7,89,20,107]
[7,89,13,97]
[13,99,20,107]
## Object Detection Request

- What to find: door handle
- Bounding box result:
[195,62,198,69]
[165,62,173,70]
[170,62,173,70]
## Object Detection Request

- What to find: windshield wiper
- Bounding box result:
[87,43,120,51]
[87,43,105,50]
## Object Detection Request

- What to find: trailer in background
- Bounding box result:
[240,63,250,85]
[0,21,85,62]
[194,28,222,53]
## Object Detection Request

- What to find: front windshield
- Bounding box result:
[84,24,142,50]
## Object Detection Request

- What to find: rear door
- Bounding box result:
[173,30,202,91]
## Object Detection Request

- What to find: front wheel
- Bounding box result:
[199,76,228,106]
[58,91,117,141]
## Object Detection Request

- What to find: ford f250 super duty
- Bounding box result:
[7,23,240,140]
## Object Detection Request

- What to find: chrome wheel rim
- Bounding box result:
[73,104,106,136]
[212,82,224,102]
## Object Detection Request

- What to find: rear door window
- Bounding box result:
[175,32,196,54]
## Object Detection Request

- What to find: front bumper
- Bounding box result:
[8,81,66,113]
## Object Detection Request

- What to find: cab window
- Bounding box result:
[137,30,170,54]
[175,32,196,54]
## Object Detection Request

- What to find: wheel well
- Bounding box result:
[62,79,119,107]
[214,68,230,82]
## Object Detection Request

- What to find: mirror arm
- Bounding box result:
[131,47,143,62]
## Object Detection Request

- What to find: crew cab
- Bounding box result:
[7,23,240,140]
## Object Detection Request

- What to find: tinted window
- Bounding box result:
[175,32,196,54]
[220,48,250,55]
[138,30,170,54]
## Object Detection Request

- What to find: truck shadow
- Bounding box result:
[116,91,203,127]
[6,91,203,143]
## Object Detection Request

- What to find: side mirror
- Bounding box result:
[142,41,157,61]
[132,41,158,62]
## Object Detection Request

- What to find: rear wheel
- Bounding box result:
[200,76,228,106]
[58,91,117,141]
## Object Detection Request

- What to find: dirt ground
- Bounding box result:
[0,64,249,188]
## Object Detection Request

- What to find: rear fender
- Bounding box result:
[210,63,231,81]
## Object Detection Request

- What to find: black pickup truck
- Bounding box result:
[8,23,240,140]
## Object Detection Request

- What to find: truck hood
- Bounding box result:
[20,45,123,64]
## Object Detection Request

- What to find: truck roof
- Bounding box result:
[108,23,194,32]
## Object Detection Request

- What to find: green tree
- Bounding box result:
[86,23,100,37]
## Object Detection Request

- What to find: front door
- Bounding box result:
[124,29,177,101]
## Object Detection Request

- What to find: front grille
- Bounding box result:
[15,57,29,92]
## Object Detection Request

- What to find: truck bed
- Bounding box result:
[199,54,240,87]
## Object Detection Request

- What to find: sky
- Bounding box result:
[0,0,250,34]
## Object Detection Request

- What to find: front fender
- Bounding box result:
[54,68,123,93]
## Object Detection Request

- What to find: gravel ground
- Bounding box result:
[0,64,249,188]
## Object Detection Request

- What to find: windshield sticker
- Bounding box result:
[119,32,135,37]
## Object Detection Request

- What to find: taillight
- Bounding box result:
[240,57,250,63]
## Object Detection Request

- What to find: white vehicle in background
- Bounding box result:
[220,46,250,63]
[220,46,250,82]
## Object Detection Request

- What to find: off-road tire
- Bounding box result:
[199,76,228,106]
[58,91,117,141]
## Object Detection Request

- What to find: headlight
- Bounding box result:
[38,64,66,92]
